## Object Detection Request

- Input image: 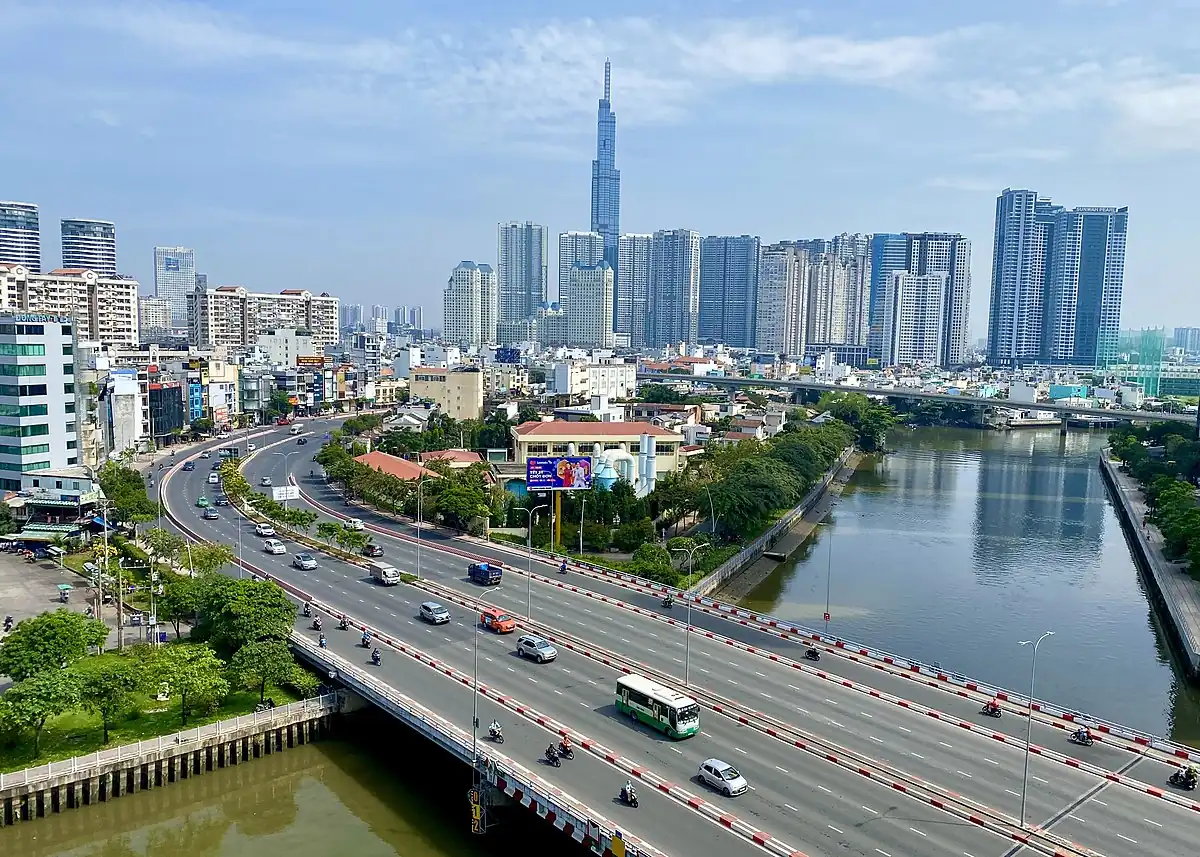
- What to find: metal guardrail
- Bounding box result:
[0,694,340,790]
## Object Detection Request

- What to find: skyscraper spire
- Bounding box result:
[591,60,621,329]
[604,58,611,102]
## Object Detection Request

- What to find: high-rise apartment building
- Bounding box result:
[497,222,548,322]
[880,272,946,366]
[339,303,363,330]
[905,233,972,366]
[393,306,408,327]
[195,273,208,290]
[646,229,701,347]
[371,304,390,320]
[138,296,171,337]
[618,233,651,342]
[755,244,808,355]
[699,235,760,348]
[188,285,339,350]
[153,246,195,327]
[1174,327,1200,354]
[479,264,498,345]
[565,263,615,348]
[0,202,41,272]
[60,219,117,277]
[591,60,621,322]
[806,254,868,347]
[558,232,604,304]
[0,264,139,345]
[987,188,1126,368]
[443,261,491,348]
[409,306,424,330]
[867,234,909,361]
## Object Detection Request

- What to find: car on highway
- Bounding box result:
[697,759,748,797]
[215,495,230,506]
[210,462,221,470]
[292,553,317,570]
[516,634,557,663]
[200,451,212,459]
[207,473,220,485]
[202,508,219,520]
[254,523,276,537]
[296,437,308,445]
[419,601,451,624]
[262,539,286,555]
[479,607,516,634]
[362,543,384,557]
[182,462,195,471]
[196,497,210,508]
[247,443,257,451]
[346,518,365,531]
[259,476,273,487]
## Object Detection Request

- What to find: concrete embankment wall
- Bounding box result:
[0,694,340,827]
[688,447,855,598]
[1098,453,1200,680]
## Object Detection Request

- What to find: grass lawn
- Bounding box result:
[0,650,302,773]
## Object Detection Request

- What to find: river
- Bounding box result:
[740,426,1200,745]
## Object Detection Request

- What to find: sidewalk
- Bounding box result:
[1104,454,1200,676]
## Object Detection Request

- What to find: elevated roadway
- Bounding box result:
[160,423,1199,856]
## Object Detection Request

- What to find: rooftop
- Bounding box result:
[513,421,683,439]
[418,449,484,465]
[354,451,438,481]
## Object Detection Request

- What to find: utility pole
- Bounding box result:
[99,497,122,651]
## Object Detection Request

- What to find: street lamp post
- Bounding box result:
[578,496,587,555]
[1018,630,1054,828]
[824,521,833,636]
[703,484,717,535]
[670,543,708,686]
[416,478,427,581]
[517,504,548,618]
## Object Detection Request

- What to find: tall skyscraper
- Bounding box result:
[371,304,390,320]
[906,233,972,366]
[479,264,498,345]
[699,235,760,348]
[756,244,808,355]
[646,229,701,347]
[806,254,868,347]
[590,59,621,323]
[618,233,652,343]
[339,303,364,330]
[153,246,196,327]
[443,262,483,348]
[0,202,41,272]
[61,218,117,276]
[558,231,605,304]
[987,188,1126,368]
[1042,207,1127,367]
[1174,327,1200,354]
[565,262,615,348]
[195,273,208,290]
[880,272,947,366]
[497,221,548,321]
[393,306,408,327]
[409,306,424,330]
[867,234,909,361]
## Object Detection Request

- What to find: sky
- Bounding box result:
[3,0,1199,338]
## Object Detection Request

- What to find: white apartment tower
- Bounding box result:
[0,202,41,272]
[188,285,339,350]
[0,264,139,345]
[138,296,171,334]
[905,233,972,366]
[479,263,498,344]
[881,272,946,366]
[558,231,604,306]
[443,261,486,348]
[806,254,867,347]
[565,262,615,348]
[497,222,548,321]
[61,219,117,277]
[756,244,808,355]
[646,229,701,347]
[618,233,651,343]
[153,246,196,327]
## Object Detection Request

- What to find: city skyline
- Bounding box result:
[2,1,1190,333]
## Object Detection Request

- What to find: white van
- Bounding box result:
[207,473,220,485]
[347,518,365,531]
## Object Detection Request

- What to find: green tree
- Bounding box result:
[229,640,295,702]
[0,609,108,682]
[478,411,513,451]
[638,384,686,404]
[190,417,215,435]
[155,645,229,726]
[1,670,82,756]
[76,657,143,743]
[614,518,655,552]
[628,543,678,586]
[159,572,203,639]
[266,390,292,419]
[516,404,542,424]
[316,521,341,545]
[196,578,295,653]
[144,527,185,568]
[188,543,236,577]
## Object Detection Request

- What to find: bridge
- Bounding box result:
[636,371,1198,428]
[162,423,1200,857]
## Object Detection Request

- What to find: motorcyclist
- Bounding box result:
[319,634,327,648]
[339,615,349,630]
[545,743,559,761]
[559,735,573,755]
[559,560,567,574]
[489,719,502,738]
[805,645,820,660]
[361,631,371,647]
[622,780,636,802]
[312,616,322,631]
[302,602,312,618]
[662,594,674,608]
[984,698,1001,715]
[1073,726,1092,743]
[3,615,12,631]
[371,647,381,664]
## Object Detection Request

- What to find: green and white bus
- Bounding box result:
[615,674,700,739]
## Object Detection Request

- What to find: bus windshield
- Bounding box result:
[676,703,700,723]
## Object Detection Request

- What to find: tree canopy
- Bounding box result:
[0,609,109,682]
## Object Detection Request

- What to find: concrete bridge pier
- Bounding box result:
[1061,414,1070,436]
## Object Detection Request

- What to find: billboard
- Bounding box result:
[526,457,592,491]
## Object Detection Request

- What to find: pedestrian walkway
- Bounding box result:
[1105,454,1200,676]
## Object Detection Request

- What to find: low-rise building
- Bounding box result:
[409,366,484,421]
[511,421,684,480]
[550,360,636,400]
[354,450,438,481]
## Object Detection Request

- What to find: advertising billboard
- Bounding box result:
[526,457,592,491]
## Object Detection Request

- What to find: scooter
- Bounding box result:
[361,633,372,648]
[804,647,820,662]
[662,596,674,609]
[318,634,327,649]
[312,617,322,631]
[1168,770,1197,791]
[559,561,568,574]
[980,704,1002,718]
[302,603,312,618]
[339,616,349,630]
[371,649,381,666]
[619,785,639,808]
[545,747,561,767]
[489,726,505,744]
[557,741,574,760]
[1068,730,1094,747]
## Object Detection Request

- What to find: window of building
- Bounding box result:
[0,344,45,356]
[527,443,549,454]
[0,364,46,377]
[64,383,74,395]
[61,325,71,336]
[63,363,74,375]
[65,402,75,413]
[0,424,48,438]
[67,440,77,449]
[62,344,73,356]
[65,422,75,433]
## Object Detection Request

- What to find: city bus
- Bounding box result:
[615,674,700,739]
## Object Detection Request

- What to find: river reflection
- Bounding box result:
[740,427,1200,746]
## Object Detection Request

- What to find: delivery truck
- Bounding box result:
[467,561,503,585]
[369,560,401,585]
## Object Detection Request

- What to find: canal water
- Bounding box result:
[0,710,588,857]
[741,426,1200,746]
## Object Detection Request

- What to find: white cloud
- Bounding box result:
[926,176,1000,192]
[89,108,120,127]
[1107,73,1200,152]
[971,147,1069,162]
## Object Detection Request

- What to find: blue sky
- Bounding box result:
[3,0,1198,337]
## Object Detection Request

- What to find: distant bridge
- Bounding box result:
[636,371,1197,427]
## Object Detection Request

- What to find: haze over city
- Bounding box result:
[3,0,1197,333]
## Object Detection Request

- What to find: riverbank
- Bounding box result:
[1098,452,1200,680]
[711,451,862,602]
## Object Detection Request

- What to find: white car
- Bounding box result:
[292,553,317,570]
[200,451,212,459]
[254,523,276,537]
[346,518,365,531]
[516,634,557,663]
[698,759,748,797]
[247,442,257,451]
[259,476,273,487]
[207,473,220,485]
[262,539,286,555]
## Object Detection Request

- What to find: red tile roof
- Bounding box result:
[418,448,483,465]
[513,421,682,438]
[354,451,437,481]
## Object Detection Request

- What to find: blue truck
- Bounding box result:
[467,562,503,585]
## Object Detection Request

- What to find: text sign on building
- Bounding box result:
[526,457,592,491]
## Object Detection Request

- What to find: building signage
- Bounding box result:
[10,314,69,323]
[164,258,180,272]
[526,456,592,491]
[296,356,325,367]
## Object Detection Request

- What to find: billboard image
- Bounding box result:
[526,457,592,491]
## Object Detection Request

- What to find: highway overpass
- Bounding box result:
[160,424,1200,857]
[637,371,1198,427]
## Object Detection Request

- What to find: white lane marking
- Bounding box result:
[443,636,453,642]
[760,692,772,699]
[957,770,972,778]
[728,679,738,685]
[785,804,799,812]
[862,806,877,814]
[650,632,659,638]
[734,747,747,755]
[788,684,801,691]
[860,712,873,718]
[728,662,739,667]
[507,667,515,672]
[828,825,843,834]
[911,752,925,759]
[818,785,831,793]
[1090,798,1107,806]
[824,698,839,706]
[876,851,891,857]
[909,828,926,837]
[562,668,571,675]
[671,747,682,754]
[869,736,883,743]
[897,725,911,733]
[1031,775,1048,783]
[1068,815,1086,823]
[646,648,658,654]
[698,667,710,673]
[1117,834,1137,844]
[622,638,632,644]
[583,608,593,614]
[828,719,844,728]
[672,657,683,663]
[796,707,809,715]
[754,671,767,678]
[553,689,562,695]
[1005,789,1020,797]
[1144,818,1161,827]
[775,765,788,773]
[984,758,998,765]
[938,741,953,748]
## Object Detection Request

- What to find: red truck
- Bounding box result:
[275,416,293,426]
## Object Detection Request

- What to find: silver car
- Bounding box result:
[516,634,557,663]
[292,553,317,570]
[698,759,748,796]
[419,601,450,624]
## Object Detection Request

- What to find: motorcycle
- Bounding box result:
[1168,770,1197,791]
[361,633,372,648]
[312,617,322,631]
[254,699,276,713]
[545,747,561,767]
[3,616,12,632]
[371,649,382,666]
[1068,730,1094,747]
[489,726,505,744]
[662,597,674,609]
[980,704,1002,718]
[302,603,312,618]
[559,561,568,574]
[804,647,821,661]
[619,785,639,808]
[319,634,327,649]
[557,741,574,759]
[339,617,349,630]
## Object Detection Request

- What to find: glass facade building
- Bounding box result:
[699,235,760,348]
[590,60,621,327]
[153,246,196,327]
[0,202,41,272]
[61,219,117,277]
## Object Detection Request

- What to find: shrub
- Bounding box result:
[613,519,655,552]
